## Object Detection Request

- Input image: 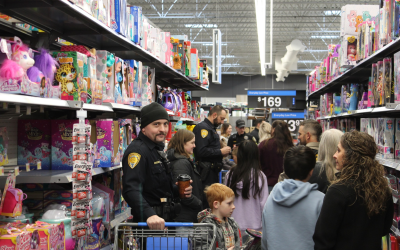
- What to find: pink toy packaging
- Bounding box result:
[0,228,33,250]
[0,37,41,96]
[51,120,88,170]
[396,118,400,159]
[17,120,51,170]
[91,120,120,168]
[30,221,65,250]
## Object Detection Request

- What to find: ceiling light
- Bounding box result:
[184,24,218,28]
[310,35,340,39]
[255,0,266,76]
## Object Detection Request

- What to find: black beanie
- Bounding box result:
[140,102,170,128]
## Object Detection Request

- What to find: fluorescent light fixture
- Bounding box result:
[255,0,266,76]
[185,24,218,28]
[310,35,340,39]
[201,55,235,58]
[190,42,228,46]
[299,60,321,63]
[305,50,329,52]
[323,10,341,16]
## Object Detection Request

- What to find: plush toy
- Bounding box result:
[27,48,59,98]
[0,37,34,93]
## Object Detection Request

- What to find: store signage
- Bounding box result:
[247,90,296,108]
[271,111,304,133]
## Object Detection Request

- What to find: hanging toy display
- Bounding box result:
[114,57,123,104]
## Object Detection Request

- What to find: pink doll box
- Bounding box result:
[340,5,379,37]
[396,118,400,159]
[90,120,119,168]
[31,221,65,250]
[93,183,115,221]
[340,35,358,68]
[0,229,33,250]
[17,120,51,170]
[51,119,88,170]
[383,118,394,159]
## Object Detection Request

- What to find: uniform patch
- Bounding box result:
[128,153,141,169]
[201,129,208,138]
[244,136,248,140]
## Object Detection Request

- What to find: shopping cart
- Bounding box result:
[219,170,229,184]
[114,222,216,250]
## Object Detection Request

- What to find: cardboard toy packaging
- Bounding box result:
[52,51,87,101]
[95,50,114,103]
[340,35,358,68]
[382,118,395,159]
[113,0,128,36]
[51,120,88,170]
[90,120,120,168]
[0,229,33,250]
[131,6,143,45]
[30,221,65,250]
[114,57,124,104]
[396,118,400,159]
[394,51,400,103]
[17,120,51,170]
[86,56,102,105]
[0,127,9,166]
[340,4,379,36]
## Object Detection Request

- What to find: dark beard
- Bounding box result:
[213,118,220,127]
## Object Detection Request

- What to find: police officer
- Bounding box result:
[227,119,257,149]
[122,102,193,230]
[193,105,231,188]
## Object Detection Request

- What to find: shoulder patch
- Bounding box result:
[244,136,248,140]
[201,129,208,138]
[128,153,141,169]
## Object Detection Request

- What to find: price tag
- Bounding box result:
[247,90,297,108]
[0,167,4,176]
[26,163,30,172]
[271,111,305,134]
[37,161,41,170]
[14,166,19,176]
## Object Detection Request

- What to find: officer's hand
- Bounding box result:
[221,146,231,156]
[147,215,165,230]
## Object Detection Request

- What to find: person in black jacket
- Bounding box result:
[313,131,393,250]
[167,129,203,223]
[249,118,262,144]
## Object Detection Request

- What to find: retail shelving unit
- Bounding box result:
[105,208,132,229]
[0,0,208,91]
[308,37,400,100]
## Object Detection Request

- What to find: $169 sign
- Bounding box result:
[257,97,282,107]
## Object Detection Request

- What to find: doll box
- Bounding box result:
[340,5,379,36]
[52,51,87,101]
[0,230,33,250]
[93,183,115,221]
[0,127,9,166]
[17,120,51,170]
[90,120,120,167]
[51,119,88,170]
[340,35,358,67]
[113,0,127,36]
[131,6,143,45]
[396,118,400,159]
[30,221,65,250]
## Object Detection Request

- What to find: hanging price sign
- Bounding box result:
[247,90,297,108]
[271,111,305,134]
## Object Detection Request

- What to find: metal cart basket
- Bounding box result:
[114,222,216,250]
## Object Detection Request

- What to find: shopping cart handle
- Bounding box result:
[137,222,194,227]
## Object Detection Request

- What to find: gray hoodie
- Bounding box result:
[261,179,324,250]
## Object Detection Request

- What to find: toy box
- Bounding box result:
[17,120,51,170]
[132,61,142,106]
[90,120,120,168]
[52,51,87,101]
[377,60,384,106]
[86,56,102,104]
[71,0,93,15]
[340,4,379,36]
[160,32,171,64]
[396,118,400,159]
[131,6,143,45]
[30,221,65,250]
[394,51,400,103]
[113,0,127,36]
[95,50,109,103]
[0,229,33,250]
[340,35,358,67]
[114,57,124,103]
[94,183,115,221]
[124,61,135,105]
[381,118,395,159]
[51,119,88,170]
[383,57,392,104]
[0,127,8,166]
[189,48,199,79]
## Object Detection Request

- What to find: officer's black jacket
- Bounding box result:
[122,132,175,222]
[193,118,222,163]
[227,132,256,149]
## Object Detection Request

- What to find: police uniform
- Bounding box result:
[227,132,257,149]
[193,118,223,186]
[122,132,176,222]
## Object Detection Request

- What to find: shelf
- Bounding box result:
[100,245,113,250]
[308,37,400,99]
[316,107,399,120]
[0,164,122,184]
[377,157,400,170]
[103,102,141,112]
[0,0,207,91]
[104,207,132,229]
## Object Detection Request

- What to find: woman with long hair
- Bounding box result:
[258,121,272,143]
[259,120,293,192]
[167,129,203,223]
[308,129,343,193]
[220,123,232,144]
[314,131,393,250]
[225,140,268,238]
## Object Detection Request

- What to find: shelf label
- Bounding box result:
[271,112,305,134]
[37,161,41,170]
[26,163,30,172]
[247,90,297,108]
[14,167,19,176]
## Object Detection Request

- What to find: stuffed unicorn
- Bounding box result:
[0,37,34,94]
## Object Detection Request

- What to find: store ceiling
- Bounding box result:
[128,0,376,75]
